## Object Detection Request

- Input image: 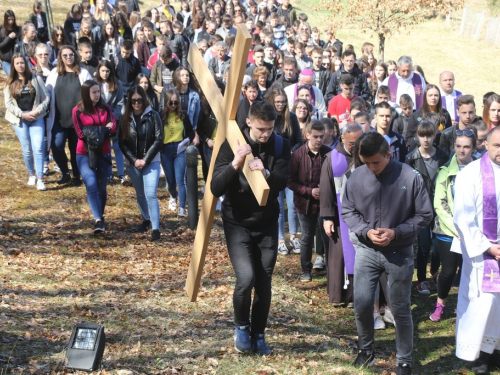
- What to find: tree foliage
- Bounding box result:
[321,0,464,61]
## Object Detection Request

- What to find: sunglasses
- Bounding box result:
[62,53,74,58]
[456,129,475,137]
[131,98,143,104]
[169,101,178,106]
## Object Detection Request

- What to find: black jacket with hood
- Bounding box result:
[325,63,370,104]
[211,128,290,229]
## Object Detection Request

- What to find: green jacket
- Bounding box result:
[433,155,460,237]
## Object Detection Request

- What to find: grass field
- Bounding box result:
[1,0,500,374]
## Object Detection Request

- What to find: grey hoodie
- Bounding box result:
[341,160,433,251]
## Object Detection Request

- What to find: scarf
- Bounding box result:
[480,152,500,292]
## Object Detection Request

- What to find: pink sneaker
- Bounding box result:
[429,302,445,322]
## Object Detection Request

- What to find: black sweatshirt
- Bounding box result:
[211,128,290,229]
[341,160,433,250]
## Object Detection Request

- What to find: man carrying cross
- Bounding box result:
[210,101,290,355]
[454,126,500,374]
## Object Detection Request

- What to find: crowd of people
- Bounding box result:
[1,0,500,374]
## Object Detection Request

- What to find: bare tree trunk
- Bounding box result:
[378,33,385,61]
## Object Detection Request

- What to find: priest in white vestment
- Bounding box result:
[453,127,500,374]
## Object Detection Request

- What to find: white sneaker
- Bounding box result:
[36,180,47,191]
[278,242,289,255]
[27,176,37,186]
[168,197,177,211]
[383,309,396,326]
[374,312,386,330]
[178,207,186,217]
[291,237,301,254]
[313,255,326,269]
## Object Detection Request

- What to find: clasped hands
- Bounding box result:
[367,228,396,247]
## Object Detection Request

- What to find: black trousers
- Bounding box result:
[436,239,463,300]
[223,219,278,335]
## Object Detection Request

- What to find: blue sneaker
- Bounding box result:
[251,334,272,356]
[234,325,252,353]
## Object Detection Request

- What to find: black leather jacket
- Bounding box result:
[118,107,164,165]
[170,33,190,67]
[404,146,449,200]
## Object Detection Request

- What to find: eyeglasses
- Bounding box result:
[456,129,475,137]
[62,53,74,58]
[131,98,143,104]
[295,106,308,111]
[169,101,178,106]
[37,53,49,57]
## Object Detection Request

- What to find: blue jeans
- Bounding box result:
[12,117,46,179]
[126,162,161,230]
[278,188,299,239]
[160,142,187,209]
[76,153,110,220]
[353,240,414,366]
[110,137,125,176]
[2,61,11,77]
[203,142,213,167]
[51,120,80,179]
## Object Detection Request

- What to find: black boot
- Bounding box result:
[472,351,491,375]
[57,173,71,184]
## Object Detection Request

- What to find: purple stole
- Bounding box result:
[331,149,356,274]
[480,153,500,293]
[441,90,463,122]
[292,83,316,106]
[387,73,424,109]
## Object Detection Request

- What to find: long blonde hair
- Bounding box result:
[94,0,111,22]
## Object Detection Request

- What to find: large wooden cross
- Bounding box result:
[184,25,271,302]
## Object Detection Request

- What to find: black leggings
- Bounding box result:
[436,238,463,300]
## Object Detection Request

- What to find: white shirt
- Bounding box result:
[36,14,44,29]
[440,88,458,119]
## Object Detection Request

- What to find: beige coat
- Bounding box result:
[4,75,50,126]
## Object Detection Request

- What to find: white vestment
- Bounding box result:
[453,158,500,361]
[381,71,427,112]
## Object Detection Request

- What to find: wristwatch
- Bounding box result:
[264,169,270,179]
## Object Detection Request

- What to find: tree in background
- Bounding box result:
[321,0,464,61]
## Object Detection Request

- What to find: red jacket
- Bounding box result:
[73,104,117,155]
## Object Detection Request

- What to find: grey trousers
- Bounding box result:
[353,239,414,366]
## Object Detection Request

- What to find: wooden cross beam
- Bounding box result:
[184,25,271,302]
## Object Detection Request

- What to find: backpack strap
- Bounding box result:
[274,133,283,157]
